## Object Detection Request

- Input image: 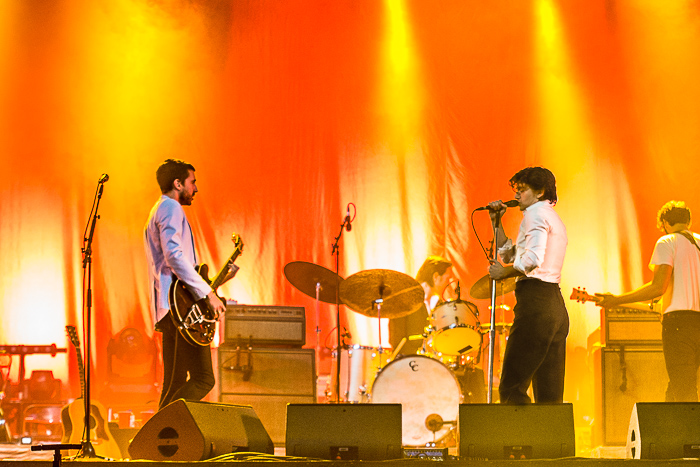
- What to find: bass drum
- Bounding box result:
[370,355,462,446]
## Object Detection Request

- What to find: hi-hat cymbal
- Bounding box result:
[469,274,517,300]
[284,261,344,305]
[339,269,424,319]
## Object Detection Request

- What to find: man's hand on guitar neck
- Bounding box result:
[206,291,226,318]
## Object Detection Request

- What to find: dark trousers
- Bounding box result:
[157,315,215,409]
[499,279,569,404]
[662,310,700,402]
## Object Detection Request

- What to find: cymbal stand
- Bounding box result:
[314,282,322,393]
[331,211,352,403]
[372,297,384,370]
[487,210,504,404]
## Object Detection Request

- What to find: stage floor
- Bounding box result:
[2,443,700,466]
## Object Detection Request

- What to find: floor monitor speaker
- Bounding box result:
[285,403,402,460]
[627,402,700,459]
[128,399,273,461]
[459,403,575,460]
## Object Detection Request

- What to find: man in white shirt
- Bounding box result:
[144,159,226,409]
[597,201,700,402]
[487,167,569,404]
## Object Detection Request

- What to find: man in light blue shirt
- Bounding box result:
[145,159,226,409]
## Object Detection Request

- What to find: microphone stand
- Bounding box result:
[486,210,503,404]
[76,178,107,458]
[331,215,351,403]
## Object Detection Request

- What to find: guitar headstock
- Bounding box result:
[570,287,599,304]
[231,233,244,253]
[66,325,80,350]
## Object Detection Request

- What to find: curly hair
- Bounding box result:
[656,200,691,232]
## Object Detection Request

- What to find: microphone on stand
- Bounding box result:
[98,173,109,183]
[474,199,519,211]
[345,205,352,231]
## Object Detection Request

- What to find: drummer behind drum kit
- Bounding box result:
[284,262,515,448]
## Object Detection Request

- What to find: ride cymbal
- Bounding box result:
[339,269,424,319]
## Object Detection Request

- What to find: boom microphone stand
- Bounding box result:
[77,173,109,458]
[330,204,353,403]
[487,209,503,404]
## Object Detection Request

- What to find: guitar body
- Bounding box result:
[61,399,121,459]
[168,233,244,346]
[169,264,222,346]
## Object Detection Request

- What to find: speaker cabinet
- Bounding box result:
[627,402,700,459]
[459,403,575,459]
[128,400,273,461]
[285,404,403,460]
[593,346,668,446]
[218,347,315,445]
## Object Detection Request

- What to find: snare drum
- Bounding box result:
[370,355,462,446]
[331,345,380,403]
[430,300,481,355]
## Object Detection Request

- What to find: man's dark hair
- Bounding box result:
[156,159,195,194]
[657,200,691,231]
[509,167,558,204]
[416,256,452,286]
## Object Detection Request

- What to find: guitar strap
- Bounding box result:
[677,231,700,254]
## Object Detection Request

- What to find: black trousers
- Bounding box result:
[157,315,215,409]
[499,279,569,404]
[662,310,700,402]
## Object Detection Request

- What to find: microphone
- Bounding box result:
[98,173,109,183]
[345,206,352,231]
[474,199,519,211]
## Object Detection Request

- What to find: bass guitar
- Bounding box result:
[60,325,121,459]
[169,233,244,346]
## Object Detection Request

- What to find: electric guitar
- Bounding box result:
[169,233,244,346]
[60,325,121,459]
[570,287,659,313]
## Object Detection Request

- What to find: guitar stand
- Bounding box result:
[31,444,82,467]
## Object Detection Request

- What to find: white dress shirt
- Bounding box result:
[144,195,212,324]
[498,200,567,284]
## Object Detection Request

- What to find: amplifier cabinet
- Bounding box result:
[592,346,668,446]
[218,347,315,445]
[601,307,662,345]
[223,305,305,347]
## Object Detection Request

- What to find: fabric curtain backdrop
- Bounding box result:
[3,0,700,419]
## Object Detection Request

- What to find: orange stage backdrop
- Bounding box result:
[3,0,700,423]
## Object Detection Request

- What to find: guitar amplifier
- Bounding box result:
[223,305,306,347]
[601,307,662,345]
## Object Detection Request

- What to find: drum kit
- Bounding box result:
[284,262,515,447]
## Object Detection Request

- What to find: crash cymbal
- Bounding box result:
[339,269,424,319]
[469,274,517,300]
[284,261,344,305]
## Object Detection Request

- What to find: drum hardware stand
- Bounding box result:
[372,297,386,370]
[425,414,456,447]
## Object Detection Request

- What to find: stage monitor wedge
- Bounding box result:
[286,403,402,460]
[627,402,700,459]
[459,403,575,460]
[128,399,273,461]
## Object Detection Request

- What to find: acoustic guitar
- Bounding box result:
[169,233,244,346]
[60,325,121,459]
